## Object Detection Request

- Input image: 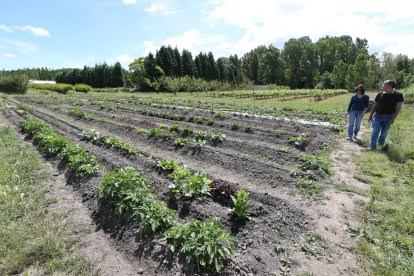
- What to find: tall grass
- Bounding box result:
[0,124,98,274]
[354,103,414,275]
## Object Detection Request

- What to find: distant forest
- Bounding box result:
[1,35,413,91]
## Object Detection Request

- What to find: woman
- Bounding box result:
[347,84,369,141]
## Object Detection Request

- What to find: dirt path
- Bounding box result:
[290,128,370,275]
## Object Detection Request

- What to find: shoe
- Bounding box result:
[346,137,353,141]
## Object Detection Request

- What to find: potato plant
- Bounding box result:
[97,166,176,233]
[159,217,237,272]
[157,160,212,197]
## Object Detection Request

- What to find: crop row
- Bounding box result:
[97,165,239,272]
[79,128,139,155]
[19,118,101,176]
[207,89,348,101]
[17,117,239,272]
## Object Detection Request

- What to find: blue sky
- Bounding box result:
[1,0,414,70]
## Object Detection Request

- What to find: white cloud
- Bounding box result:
[145,3,167,13]
[15,25,50,37]
[0,24,13,33]
[143,29,227,56]
[144,2,181,15]
[143,40,158,55]
[2,53,16,59]
[122,0,137,5]
[0,38,36,54]
[207,0,414,57]
[164,29,225,53]
[107,54,134,68]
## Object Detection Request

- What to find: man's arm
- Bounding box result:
[390,102,403,124]
[368,102,377,122]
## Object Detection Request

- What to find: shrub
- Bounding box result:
[74,83,93,92]
[31,83,73,94]
[0,75,28,94]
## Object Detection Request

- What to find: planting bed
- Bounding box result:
[2,93,347,275]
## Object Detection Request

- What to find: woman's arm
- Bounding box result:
[347,96,354,113]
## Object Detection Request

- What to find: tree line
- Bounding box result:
[55,62,125,88]
[129,35,414,91]
[1,34,414,91]
[0,63,126,89]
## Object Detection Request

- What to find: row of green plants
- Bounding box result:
[80,128,139,155]
[31,83,93,94]
[68,108,95,120]
[207,89,348,101]
[96,166,237,272]
[19,119,101,176]
[144,123,226,149]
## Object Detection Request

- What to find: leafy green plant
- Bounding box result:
[170,165,192,182]
[244,126,254,133]
[301,154,332,174]
[105,136,139,155]
[68,109,94,120]
[211,132,226,143]
[274,128,282,137]
[137,128,147,135]
[80,129,100,142]
[182,127,194,137]
[156,159,179,171]
[20,119,101,177]
[133,199,176,234]
[195,131,211,141]
[193,139,207,148]
[31,83,72,94]
[174,137,189,147]
[170,172,212,197]
[288,133,309,147]
[230,189,250,218]
[149,127,162,137]
[33,130,68,156]
[159,217,237,272]
[74,83,93,92]
[231,123,240,130]
[97,166,151,217]
[169,124,182,132]
[97,166,176,233]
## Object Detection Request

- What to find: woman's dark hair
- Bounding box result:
[355,84,365,94]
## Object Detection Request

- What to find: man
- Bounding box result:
[368,80,404,150]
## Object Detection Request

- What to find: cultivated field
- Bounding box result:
[1,88,413,275]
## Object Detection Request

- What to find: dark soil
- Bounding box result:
[6,95,342,275]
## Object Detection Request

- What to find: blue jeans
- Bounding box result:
[370,114,393,149]
[348,110,364,139]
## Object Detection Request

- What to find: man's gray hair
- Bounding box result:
[383,80,396,88]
